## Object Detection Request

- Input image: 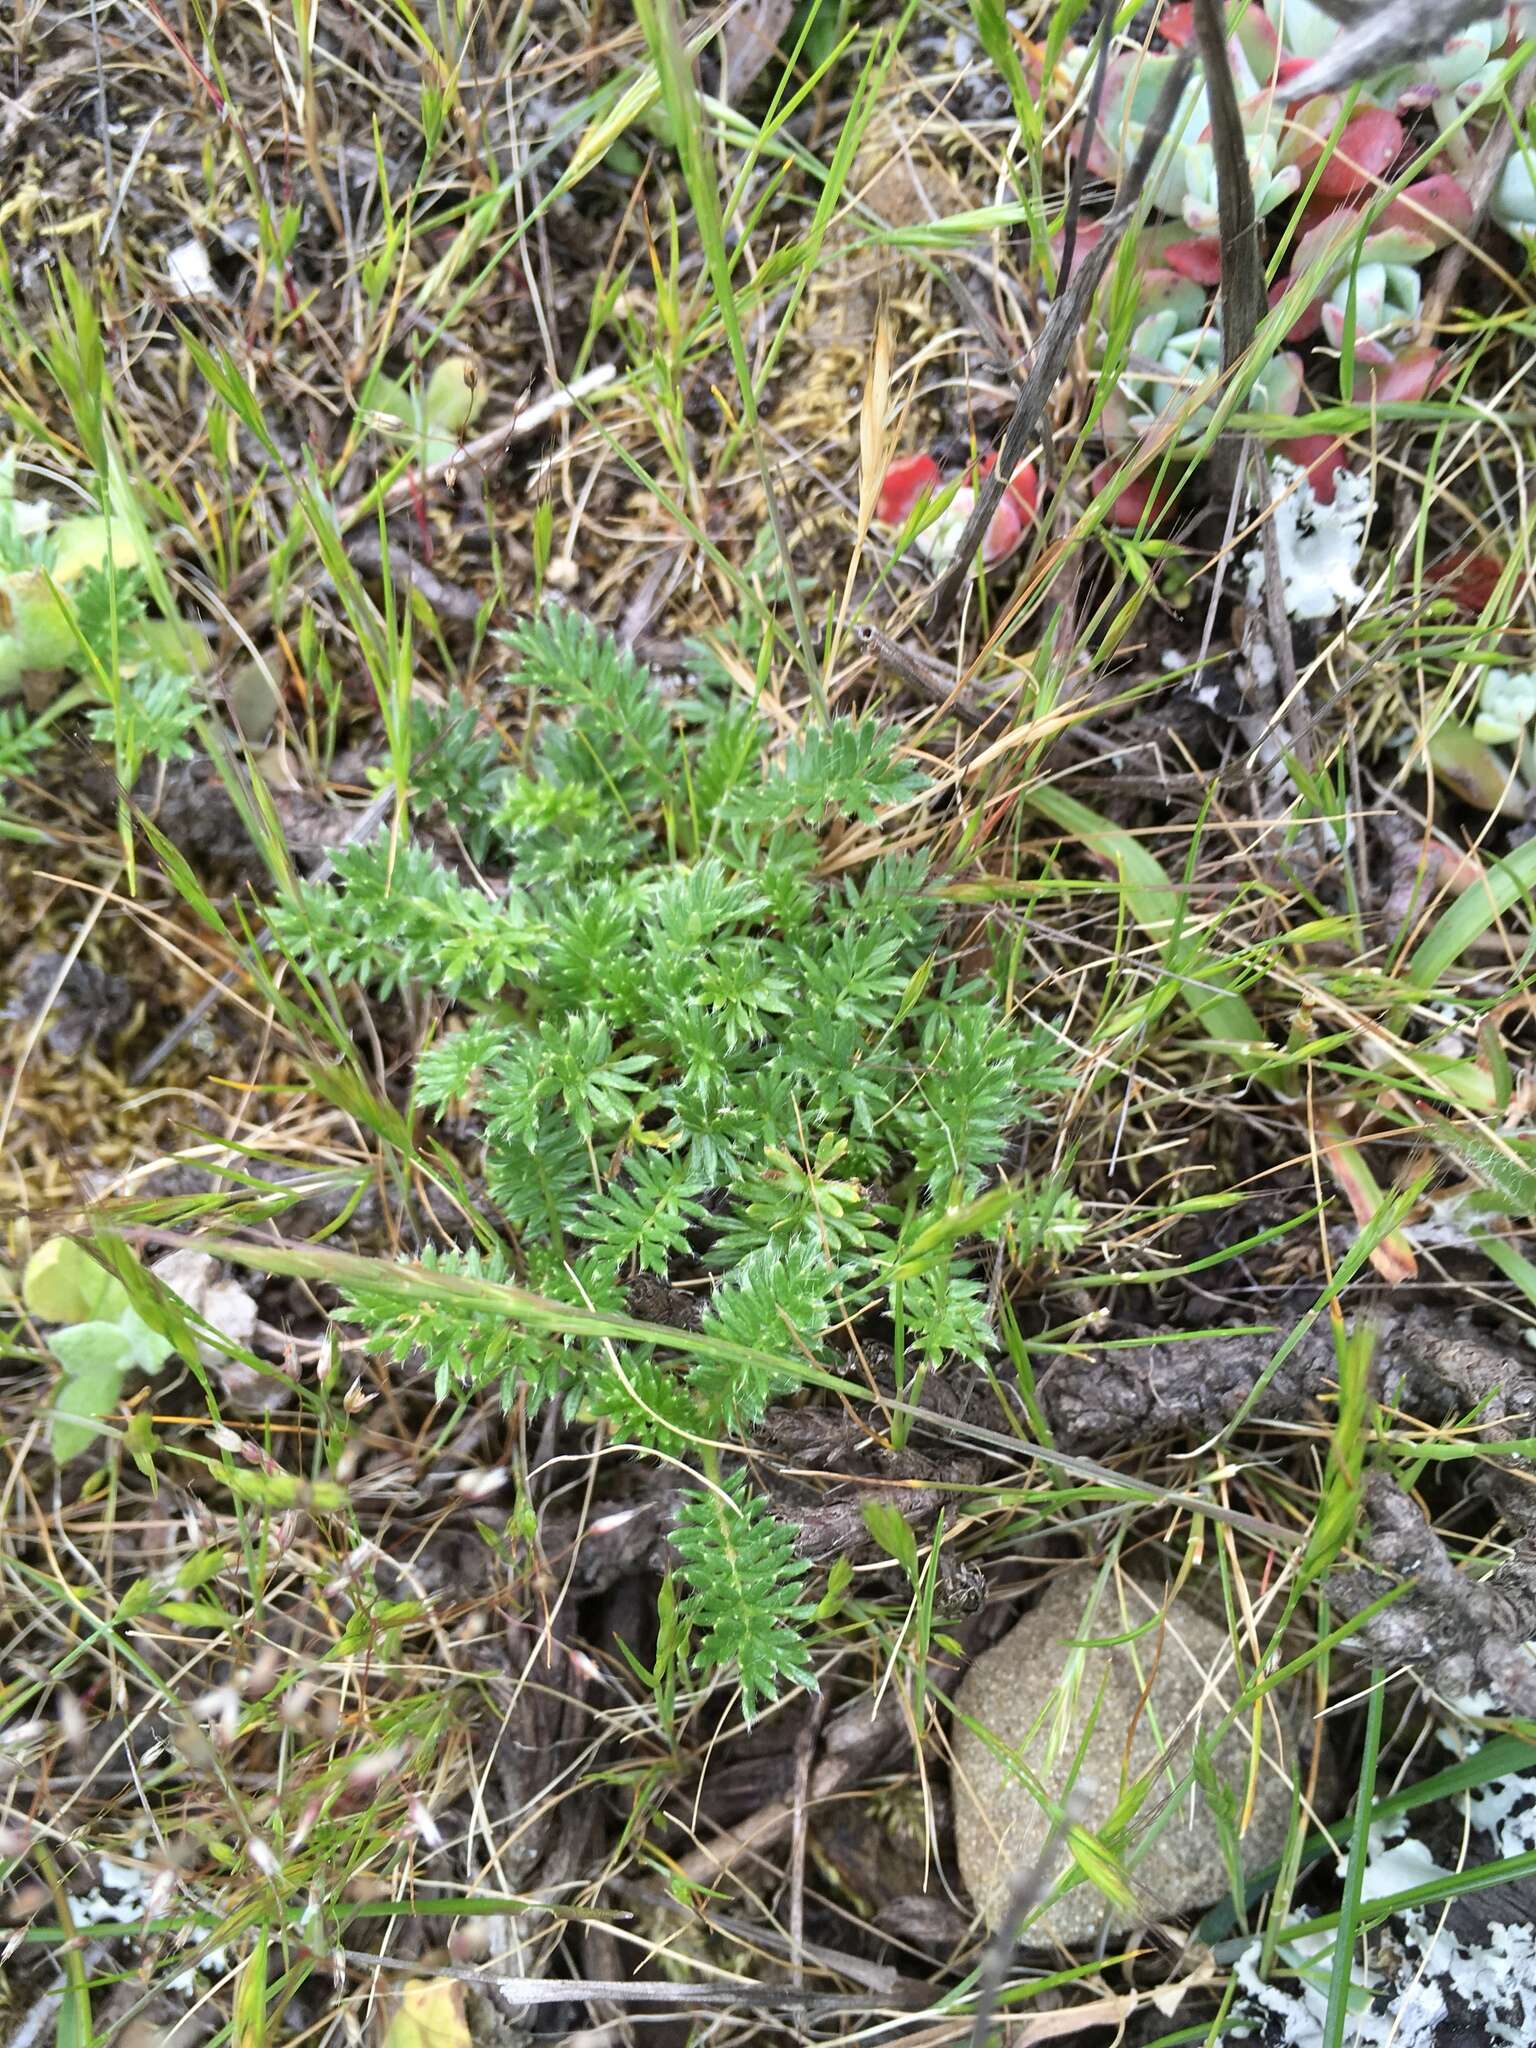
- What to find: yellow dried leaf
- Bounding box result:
[383,1979,472,2048]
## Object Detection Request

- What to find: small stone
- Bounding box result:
[225,662,281,743]
[150,1249,274,1409]
[951,1571,1300,1948]
[166,237,219,300]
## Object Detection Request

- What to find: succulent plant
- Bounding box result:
[1063,10,1486,526]
[1435,547,1507,613]
[0,469,139,690]
[1180,126,1301,233]
[1083,1,1521,244]
[1473,666,1536,769]
[1277,2,1528,113]
[364,353,488,465]
[1279,178,1472,376]
[1433,664,1536,810]
[876,452,1038,574]
[1413,15,1505,103]
[1492,132,1536,240]
[1087,0,1520,240]
[1419,6,1536,202]
[1101,281,1302,452]
[1078,32,1301,233]
[1108,306,1223,449]
[876,454,941,527]
[1320,258,1422,362]
[1423,8,1536,117]
[1284,100,1406,201]
[1273,0,1338,63]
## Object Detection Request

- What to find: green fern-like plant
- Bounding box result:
[672,1472,818,1722]
[276,607,1077,1717]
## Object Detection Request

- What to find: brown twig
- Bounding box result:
[1055,2,1115,292]
[343,531,487,624]
[1277,0,1520,102]
[1192,0,1268,512]
[675,1674,924,1885]
[851,624,989,729]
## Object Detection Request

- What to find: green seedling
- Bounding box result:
[21,1238,176,1461]
[361,353,488,467]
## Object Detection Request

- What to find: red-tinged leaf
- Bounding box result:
[1423,839,1489,896]
[1006,461,1039,521]
[978,451,1039,523]
[1286,293,1324,342]
[1283,431,1348,503]
[1294,189,1359,240]
[1110,477,1156,528]
[1319,1114,1419,1286]
[1360,225,1437,267]
[1382,173,1475,250]
[1276,54,1314,85]
[981,496,1024,567]
[1368,346,1444,404]
[1280,93,1344,172]
[1266,351,1306,420]
[1321,302,1396,363]
[1050,217,1106,269]
[1291,208,1362,286]
[1158,3,1196,46]
[1083,129,1118,181]
[1271,271,1325,340]
[1239,4,1279,67]
[1434,548,1505,615]
[1089,459,1179,531]
[1166,235,1224,284]
[876,453,940,526]
[1315,108,1404,200]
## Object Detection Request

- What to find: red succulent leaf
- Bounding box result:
[1166,235,1224,285]
[974,454,1038,563]
[1368,347,1444,403]
[1089,459,1179,531]
[978,452,1039,522]
[1276,54,1314,85]
[1280,93,1344,173]
[1324,321,1395,366]
[1314,108,1404,201]
[1049,217,1107,271]
[1282,432,1348,504]
[1380,173,1476,251]
[877,453,941,526]
[1292,208,1362,282]
[1157,3,1197,46]
[1294,189,1359,239]
[981,497,1024,567]
[1434,548,1506,615]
